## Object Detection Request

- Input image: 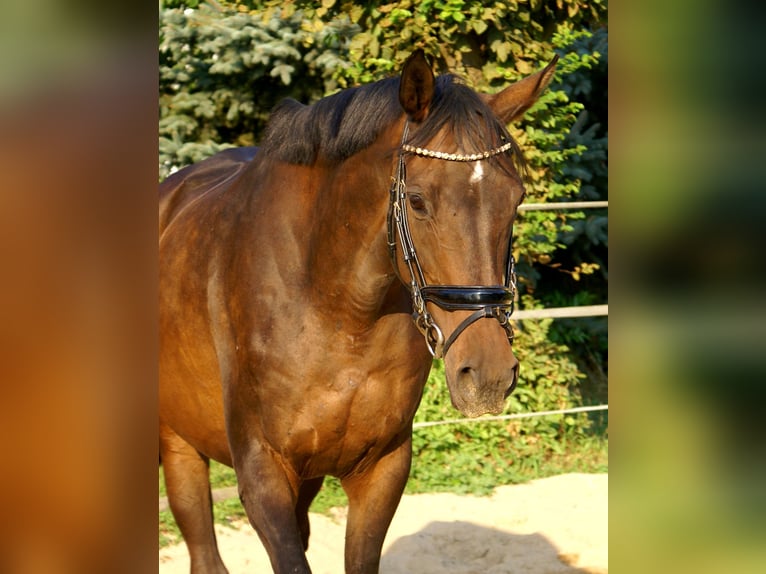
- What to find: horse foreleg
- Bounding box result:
[159,423,228,574]
[295,477,325,551]
[341,434,412,574]
[233,443,312,573]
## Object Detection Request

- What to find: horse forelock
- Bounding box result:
[259,74,525,178]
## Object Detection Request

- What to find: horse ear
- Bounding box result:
[399,49,435,122]
[486,55,559,124]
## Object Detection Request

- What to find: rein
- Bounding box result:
[387,123,517,359]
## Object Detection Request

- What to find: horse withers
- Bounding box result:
[159,50,557,574]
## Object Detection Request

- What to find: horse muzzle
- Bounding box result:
[444,340,520,417]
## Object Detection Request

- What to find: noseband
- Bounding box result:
[387,123,517,359]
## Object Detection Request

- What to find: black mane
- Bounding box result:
[259,74,525,175]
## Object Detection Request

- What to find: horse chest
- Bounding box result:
[264,363,427,478]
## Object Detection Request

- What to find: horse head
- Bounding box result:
[390,50,557,417]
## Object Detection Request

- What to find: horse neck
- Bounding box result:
[307,125,404,325]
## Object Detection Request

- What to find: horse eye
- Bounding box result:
[408,194,427,213]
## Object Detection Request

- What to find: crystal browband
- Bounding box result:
[401,141,513,162]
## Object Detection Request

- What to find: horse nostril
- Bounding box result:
[504,364,519,398]
[457,365,479,389]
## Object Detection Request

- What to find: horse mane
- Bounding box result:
[259,74,525,176]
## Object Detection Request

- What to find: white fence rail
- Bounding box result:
[413,404,608,429]
[513,304,608,320]
[514,199,608,321]
[518,200,608,211]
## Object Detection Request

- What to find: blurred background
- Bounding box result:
[610,2,766,572]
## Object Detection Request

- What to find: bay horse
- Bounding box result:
[160,50,557,574]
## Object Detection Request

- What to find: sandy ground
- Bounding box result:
[159,473,607,573]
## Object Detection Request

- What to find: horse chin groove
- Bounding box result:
[444,371,508,418]
[449,394,506,418]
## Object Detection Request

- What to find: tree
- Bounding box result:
[159,1,358,178]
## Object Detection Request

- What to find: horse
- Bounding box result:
[159,49,557,574]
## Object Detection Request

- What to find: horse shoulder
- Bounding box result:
[159,147,258,237]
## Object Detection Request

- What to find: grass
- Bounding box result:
[159,462,241,547]
[159,433,607,548]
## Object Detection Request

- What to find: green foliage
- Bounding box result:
[270,0,605,86]
[159,508,181,547]
[522,26,608,381]
[161,0,202,8]
[158,460,243,546]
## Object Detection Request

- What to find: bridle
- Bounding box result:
[387,123,517,359]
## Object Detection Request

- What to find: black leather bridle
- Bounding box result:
[387,123,517,359]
